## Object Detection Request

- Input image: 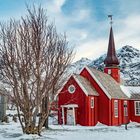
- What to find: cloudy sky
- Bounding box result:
[0,0,140,61]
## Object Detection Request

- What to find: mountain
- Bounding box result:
[67,57,92,74]
[68,45,140,86]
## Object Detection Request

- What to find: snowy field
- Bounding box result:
[1,110,140,140]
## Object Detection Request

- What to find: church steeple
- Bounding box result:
[104,26,119,67]
[104,15,120,83]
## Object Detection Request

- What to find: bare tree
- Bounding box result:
[0,6,74,135]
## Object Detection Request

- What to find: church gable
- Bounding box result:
[80,66,128,100]
[80,66,111,99]
[59,74,99,97]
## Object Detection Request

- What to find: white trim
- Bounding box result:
[59,75,72,92]
[61,104,78,108]
[62,107,65,125]
[61,104,78,125]
[134,101,140,116]
[73,75,89,96]
[79,65,88,74]
[85,66,111,99]
[72,107,76,125]
[55,74,73,97]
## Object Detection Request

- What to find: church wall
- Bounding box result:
[80,68,110,125]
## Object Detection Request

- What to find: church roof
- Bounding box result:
[120,86,140,100]
[86,66,128,99]
[73,74,99,96]
[104,27,119,67]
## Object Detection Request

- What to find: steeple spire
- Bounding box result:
[104,15,119,67]
[108,15,113,26]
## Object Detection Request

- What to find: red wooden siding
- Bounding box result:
[80,68,110,125]
[110,99,130,126]
[85,96,98,126]
[111,99,121,125]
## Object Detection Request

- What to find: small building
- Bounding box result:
[58,21,140,126]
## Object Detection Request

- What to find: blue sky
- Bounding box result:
[0,0,140,61]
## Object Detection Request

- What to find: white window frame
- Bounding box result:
[135,101,140,116]
[114,100,118,118]
[91,97,94,108]
[68,85,76,94]
[124,101,128,116]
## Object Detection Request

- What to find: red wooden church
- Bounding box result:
[57,22,140,126]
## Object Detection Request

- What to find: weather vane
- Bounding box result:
[108,15,113,26]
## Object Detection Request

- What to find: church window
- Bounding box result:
[114,100,118,117]
[91,97,94,108]
[124,101,128,116]
[135,101,140,116]
[68,85,76,94]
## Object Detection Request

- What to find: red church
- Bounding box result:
[57,21,140,126]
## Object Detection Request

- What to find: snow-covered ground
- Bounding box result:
[1,121,140,140]
[1,110,140,140]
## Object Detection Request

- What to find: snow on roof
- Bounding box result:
[120,85,131,98]
[120,85,140,99]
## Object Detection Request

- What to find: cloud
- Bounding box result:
[44,0,140,62]
[115,14,140,48]
[1,0,140,62]
[47,0,66,13]
[71,13,140,62]
[45,0,93,39]
[74,39,107,61]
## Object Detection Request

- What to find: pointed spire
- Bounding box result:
[104,16,119,67]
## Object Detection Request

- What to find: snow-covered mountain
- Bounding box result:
[67,57,92,74]
[68,45,140,86]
